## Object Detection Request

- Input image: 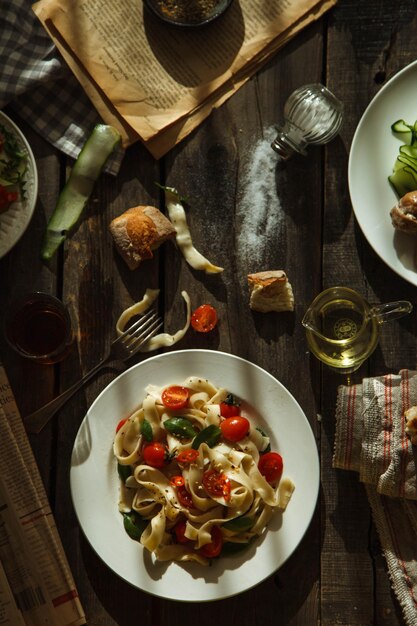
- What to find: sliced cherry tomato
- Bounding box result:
[191,304,218,333]
[142,442,166,468]
[161,385,190,410]
[220,402,241,418]
[116,417,128,433]
[220,416,250,442]
[199,525,223,558]
[173,519,190,544]
[258,452,283,483]
[176,486,194,509]
[177,449,199,464]
[0,185,18,210]
[170,475,185,487]
[202,469,231,501]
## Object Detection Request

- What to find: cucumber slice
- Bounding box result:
[389,166,417,197]
[396,155,417,172]
[391,119,413,134]
[399,144,417,159]
[41,124,121,261]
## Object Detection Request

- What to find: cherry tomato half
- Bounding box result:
[115,417,128,433]
[191,304,218,333]
[173,519,190,544]
[176,486,194,509]
[258,452,283,483]
[142,442,166,468]
[199,525,223,558]
[0,185,18,211]
[170,475,185,488]
[177,449,199,464]
[220,402,241,418]
[161,385,190,410]
[220,416,250,442]
[203,469,231,501]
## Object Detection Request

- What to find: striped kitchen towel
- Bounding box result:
[334,370,417,626]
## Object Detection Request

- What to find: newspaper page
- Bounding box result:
[0,365,86,626]
[0,559,26,626]
[32,0,337,156]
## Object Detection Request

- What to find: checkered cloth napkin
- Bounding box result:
[0,0,123,174]
[334,370,417,626]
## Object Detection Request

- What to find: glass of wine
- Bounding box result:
[4,292,74,364]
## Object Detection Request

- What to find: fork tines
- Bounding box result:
[116,309,163,352]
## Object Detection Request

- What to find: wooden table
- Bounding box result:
[1,0,417,623]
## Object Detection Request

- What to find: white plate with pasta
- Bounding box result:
[70,349,319,602]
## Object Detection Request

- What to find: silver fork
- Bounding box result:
[23,309,163,435]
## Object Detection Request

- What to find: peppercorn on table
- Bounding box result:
[1,0,417,624]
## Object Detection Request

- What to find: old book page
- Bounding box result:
[32,0,336,157]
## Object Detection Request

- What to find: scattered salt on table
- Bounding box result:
[237,126,285,266]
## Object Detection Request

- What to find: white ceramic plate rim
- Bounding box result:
[0,111,38,259]
[348,60,417,286]
[70,349,319,602]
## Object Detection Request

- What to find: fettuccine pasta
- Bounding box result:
[113,377,294,564]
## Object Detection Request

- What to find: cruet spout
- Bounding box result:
[301,307,319,335]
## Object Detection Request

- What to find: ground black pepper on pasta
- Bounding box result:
[157,0,221,22]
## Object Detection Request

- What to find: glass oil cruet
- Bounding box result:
[271,83,344,159]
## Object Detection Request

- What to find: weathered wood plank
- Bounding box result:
[50,141,160,623]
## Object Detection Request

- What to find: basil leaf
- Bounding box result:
[123,511,147,541]
[256,426,271,454]
[141,419,153,442]
[221,541,251,556]
[164,417,197,439]
[223,393,240,407]
[223,516,253,532]
[192,424,221,450]
[117,462,132,482]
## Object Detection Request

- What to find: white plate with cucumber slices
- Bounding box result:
[0,111,38,259]
[70,349,319,602]
[349,59,417,286]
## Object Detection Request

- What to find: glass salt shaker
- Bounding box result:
[271,83,343,159]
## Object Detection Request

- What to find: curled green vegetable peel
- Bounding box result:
[41,124,121,261]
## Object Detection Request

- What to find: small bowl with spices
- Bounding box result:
[143,0,234,28]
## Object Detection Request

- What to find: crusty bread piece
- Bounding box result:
[248,270,294,313]
[109,205,175,270]
[405,406,417,445]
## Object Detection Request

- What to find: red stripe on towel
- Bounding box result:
[383,375,392,470]
[400,370,410,498]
